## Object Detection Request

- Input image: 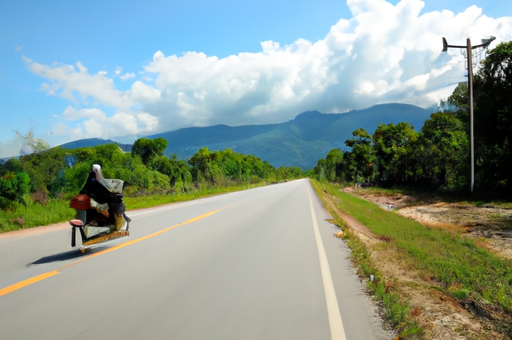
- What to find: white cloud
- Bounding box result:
[131,81,161,103]
[24,0,512,144]
[51,106,158,141]
[62,106,106,120]
[120,72,136,80]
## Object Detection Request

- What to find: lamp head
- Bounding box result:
[442,37,448,52]
[481,36,496,48]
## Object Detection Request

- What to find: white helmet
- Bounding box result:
[92,164,104,181]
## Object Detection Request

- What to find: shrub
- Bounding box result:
[0,172,31,208]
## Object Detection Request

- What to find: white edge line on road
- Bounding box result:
[309,189,347,340]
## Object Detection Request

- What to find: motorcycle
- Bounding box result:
[69,178,130,253]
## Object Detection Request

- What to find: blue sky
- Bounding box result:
[1,0,511,157]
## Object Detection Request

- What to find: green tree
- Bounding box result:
[132,138,168,165]
[344,129,375,183]
[472,41,512,193]
[447,82,470,125]
[417,112,468,189]
[373,122,418,184]
[189,147,221,182]
[52,161,93,196]
[324,149,344,182]
[19,147,67,195]
[313,158,327,180]
[0,172,30,208]
[0,158,23,175]
[168,155,193,189]
[149,154,192,189]
[313,149,344,182]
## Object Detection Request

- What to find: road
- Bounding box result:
[0,179,393,339]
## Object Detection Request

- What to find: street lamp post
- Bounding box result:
[442,36,495,193]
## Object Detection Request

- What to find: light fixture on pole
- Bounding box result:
[442,36,495,193]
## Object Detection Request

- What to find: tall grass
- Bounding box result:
[0,199,75,232]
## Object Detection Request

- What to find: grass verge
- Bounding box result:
[310,179,512,339]
[310,180,423,338]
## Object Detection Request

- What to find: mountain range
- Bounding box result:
[60,103,435,170]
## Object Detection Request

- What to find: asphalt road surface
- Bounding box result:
[0,179,394,339]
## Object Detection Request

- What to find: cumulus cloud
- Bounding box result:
[22,56,158,141]
[24,0,512,144]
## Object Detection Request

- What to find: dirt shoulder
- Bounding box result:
[325,187,512,340]
[352,188,512,261]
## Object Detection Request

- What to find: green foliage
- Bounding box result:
[188,147,282,184]
[373,122,418,184]
[18,147,68,194]
[310,41,511,197]
[447,82,469,123]
[312,113,469,192]
[188,147,219,182]
[330,185,512,314]
[0,158,23,175]
[0,138,304,232]
[344,128,375,183]
[472,41,512,194]
[0,172,31,208]
[50,161,94,197]
[315,148,344,182]
[310,180,423,337]
[417,112,469,189]
[132,137,168,164]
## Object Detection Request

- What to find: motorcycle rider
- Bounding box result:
[80,164,131,227]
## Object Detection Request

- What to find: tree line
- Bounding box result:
[0,139,303,210]
[310,112,469,190]
[312,41,511,197]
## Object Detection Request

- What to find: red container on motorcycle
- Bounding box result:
[70,194,91,210]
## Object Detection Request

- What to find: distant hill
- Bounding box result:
[147,103,434,169]
[58,103,435,170]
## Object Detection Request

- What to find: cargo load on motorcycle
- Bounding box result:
[69,164,130,252]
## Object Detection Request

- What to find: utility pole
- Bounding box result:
[442,36,495,193]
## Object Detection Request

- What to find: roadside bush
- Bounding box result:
[0,172,31,208]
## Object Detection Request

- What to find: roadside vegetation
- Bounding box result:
[311,180,423,338]
[0,141,303,233]
[312,180,512,339]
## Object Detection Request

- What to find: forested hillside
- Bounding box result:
[59,103,433,170]
[147,103,432,169]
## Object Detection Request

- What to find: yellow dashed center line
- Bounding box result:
[0,207,225,297]
[0,271,60,297]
